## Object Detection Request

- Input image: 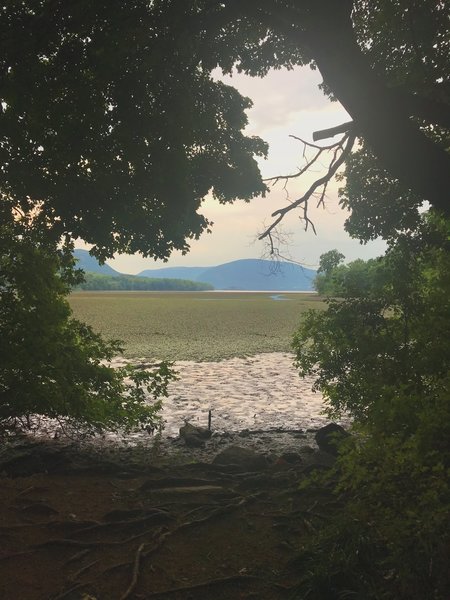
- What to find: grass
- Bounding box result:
[69,291,324,361]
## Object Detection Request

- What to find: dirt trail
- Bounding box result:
[0,441,336,600]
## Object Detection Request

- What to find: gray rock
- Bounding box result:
[315,423,349,456]
[183,434,205,448]
[212,445,268,470]
[299,445,315,455]
[179,422,211,440]
[0,442,73,477]
[238,429,251,438]
[279,452,302,464]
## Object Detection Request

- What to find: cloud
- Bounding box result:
[217,66,346,134]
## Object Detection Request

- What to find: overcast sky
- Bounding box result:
[85,66,386,274]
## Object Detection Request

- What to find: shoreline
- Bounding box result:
[2,352,338,467]
[111,352,329,439]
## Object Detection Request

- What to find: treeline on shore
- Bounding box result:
[74,271,214,291]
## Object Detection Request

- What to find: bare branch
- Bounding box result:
[288,134,349,151]
[259,131,356,243]
[258,225,318,273]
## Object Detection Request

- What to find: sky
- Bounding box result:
[82,66,386,274]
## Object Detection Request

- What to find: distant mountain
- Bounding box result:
[139,259,316,291]
[73,251,317,291]
[73,249,120,276]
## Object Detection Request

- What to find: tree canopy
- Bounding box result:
[1,0,448,259]
[0,4,449,594]
[75,272,213,291]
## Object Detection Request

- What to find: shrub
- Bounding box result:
[0,212,175,434]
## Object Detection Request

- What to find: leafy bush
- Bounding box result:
[293,215,450,599]
[295,217,450,422]
[296,394,450,599]
[0,210,176,434]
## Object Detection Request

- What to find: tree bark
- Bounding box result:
[302,1,450,215]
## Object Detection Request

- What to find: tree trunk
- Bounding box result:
[303,2,450,215]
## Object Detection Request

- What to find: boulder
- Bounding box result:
[0,442,74,477]
[179,422,212,448]
[299,445,315,455]
[183,434,206,448]
[179,422,211,440]
[314,423,349,456]
[212,445,268,470]
[279,451,302,464]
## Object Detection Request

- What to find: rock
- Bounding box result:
[179,422,211,440]
[300,450,336,474]
[179,422,212,448]
[212,445,268,470]
[184,434,205,448]
[0,442,73,477]
[299,445,315,455]
[279,452,302,464]
[238,429,251,438]
[314,423,349,456]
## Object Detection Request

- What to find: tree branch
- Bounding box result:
[313,121,354,142]
[259,131,356,246]
[302,2,450,214]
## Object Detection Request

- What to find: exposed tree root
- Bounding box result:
[0,522,45,530]
[73,510,172,535]
[47,519,101,532]
[144,574,261,597]
[0,549,35,561]
[179,496,248,529]
[64,548,91,565]
[69,559,99,583]
[140,476,222,491]
[102,528,171,575]
[119,542,146,600]
[51,582,85,600]
[16,485,41,497]
[35,528,157,549]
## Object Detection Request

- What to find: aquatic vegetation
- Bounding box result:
[69,291,323,361]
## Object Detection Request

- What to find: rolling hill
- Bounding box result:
[73,249,120,276]
[139,259,316,291]
[73,251,317,291]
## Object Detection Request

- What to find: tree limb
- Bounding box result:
[313,121,354,142]
[302,1,450,214]
[259,131,356,246]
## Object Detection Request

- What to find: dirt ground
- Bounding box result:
[0,437,335,600]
